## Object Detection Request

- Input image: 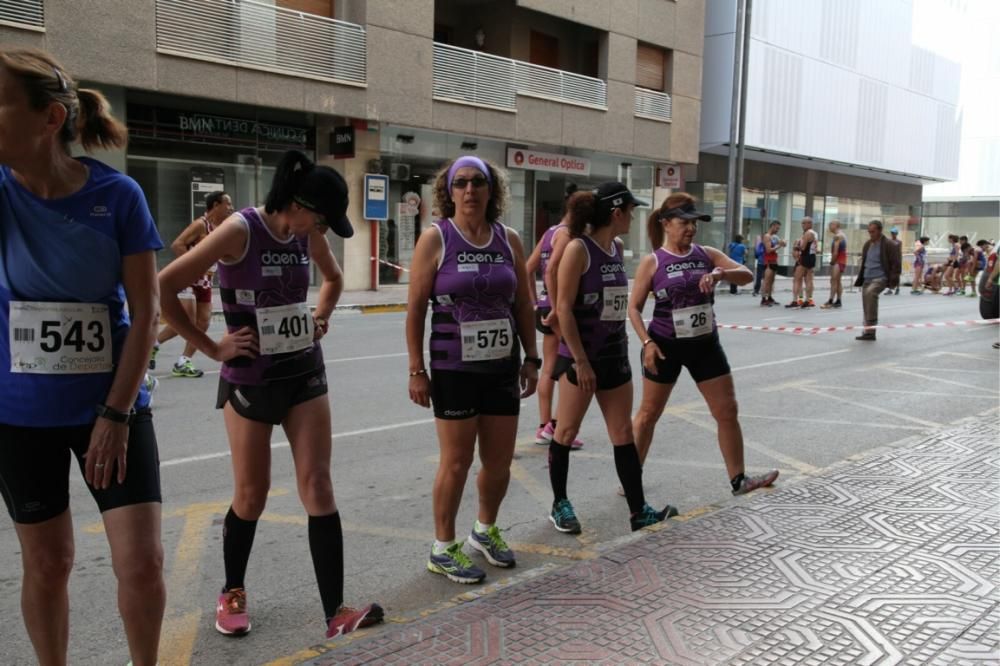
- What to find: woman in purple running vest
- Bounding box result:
[546,182,676,537]
[159,150,383,640]
[629,192,779,499]
[406,156,539,585]
[524,182,584,450]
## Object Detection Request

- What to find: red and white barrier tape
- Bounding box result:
[717,319,999,336]
[371,256,410,273]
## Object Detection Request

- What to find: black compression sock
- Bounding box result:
[613,443,646,514]
[730,473,746,493]
[548,440,571,501]
[223,506,259,592]
[308,512,345,622]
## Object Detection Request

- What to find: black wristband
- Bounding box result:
[95,403,134,425]
[523,356,542,368]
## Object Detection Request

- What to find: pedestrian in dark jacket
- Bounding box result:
[853,220,902,341]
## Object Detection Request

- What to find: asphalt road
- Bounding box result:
[1,287,997,666]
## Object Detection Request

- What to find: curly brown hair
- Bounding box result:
[432,157,509,224]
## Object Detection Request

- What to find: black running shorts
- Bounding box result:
[0,409,161,524]
[801,254,816,269]
[641,331,731,385]
[535,306,554,336]
[552,355,632,392]
[216,366,328,425]
[430,369,520,420]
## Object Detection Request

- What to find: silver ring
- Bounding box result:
[95,463,105,468]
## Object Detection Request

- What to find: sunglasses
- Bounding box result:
[451,176,489,190]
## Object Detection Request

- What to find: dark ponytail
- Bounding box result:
[646,211,664,249]
[265,150,314,214]
[75,88,128,151]
[566,191,598,237]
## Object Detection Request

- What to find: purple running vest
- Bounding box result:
[216,207,321,385]
[535,223,565,309]
[647,244,716,339]
[430,219,519,374]
[557,236,628,361]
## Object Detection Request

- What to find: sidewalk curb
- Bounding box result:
[209,302,408,319]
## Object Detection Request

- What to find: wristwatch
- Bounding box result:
[523,356,542,369]
[95,403,135,425]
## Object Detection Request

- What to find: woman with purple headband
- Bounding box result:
[406,155,539,584]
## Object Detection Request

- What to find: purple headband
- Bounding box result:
[447,156,492,192]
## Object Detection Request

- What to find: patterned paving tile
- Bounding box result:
[306,418,1000,665]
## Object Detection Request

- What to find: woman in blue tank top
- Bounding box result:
[406,156,539,585]
[628,192,779,500]
[159,150,383,639]
[0,48,164,666]
[547,182,676,537]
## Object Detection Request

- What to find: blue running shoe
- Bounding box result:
[427,542,486,584]
[630,503,679,532]
[467,525,516,568]
[549,499,581,534]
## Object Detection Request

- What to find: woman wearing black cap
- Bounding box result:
[547,182,676,536]
[629,192,779,499]
[159,150,383,639]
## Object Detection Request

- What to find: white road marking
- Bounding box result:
[730,349,850,372]
[161,417,435,468]
[798,386,941,428]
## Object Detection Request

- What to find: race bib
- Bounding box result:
[673,303,714,339]
[601,286,628,322]
[9,301,112,374]
[460,318,513,362]
[256,303,313,355]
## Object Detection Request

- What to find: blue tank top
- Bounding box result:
[535,223,565,309]
[429,219,518,374]
[216,208,321,385]
[557,236,628,361]
[647,245,716,339]
[0,159,162,426]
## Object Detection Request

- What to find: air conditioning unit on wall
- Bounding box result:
[389,163,411,181]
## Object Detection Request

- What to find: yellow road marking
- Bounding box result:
[669,411,819,474]
[798,386,940,428]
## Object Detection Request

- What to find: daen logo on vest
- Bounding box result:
[457,251,505,264]
[664,260,707,273]
[260,249,310,266]
[600,263,626,274]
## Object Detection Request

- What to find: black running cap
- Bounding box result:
[293,166,354,238]
[592,181,647,210]
[663,202,712,222]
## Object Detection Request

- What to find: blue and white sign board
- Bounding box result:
[364,174,389,221]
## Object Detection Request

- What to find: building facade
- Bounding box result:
[695,0,964,274]
[1,0,706,289]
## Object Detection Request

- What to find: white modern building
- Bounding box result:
[922,0,999,245]
[693,0,964,269]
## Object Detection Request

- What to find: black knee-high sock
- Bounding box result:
[548,440,571,502]
[223,506,258,591]
[308,511,344,621]
[614,443,646,514]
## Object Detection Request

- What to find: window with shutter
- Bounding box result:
[277,0,334,18]
[636,44,666,91]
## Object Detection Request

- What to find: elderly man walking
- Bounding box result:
[853,220,902,341]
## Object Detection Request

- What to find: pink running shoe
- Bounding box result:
[732,470,780,495]
[534,422,583,449]
[215,588,250,636]
[326,603,385,638]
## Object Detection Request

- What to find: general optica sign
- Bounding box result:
[506,148,591,176]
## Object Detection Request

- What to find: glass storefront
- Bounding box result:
[124,94,316,270]
[921,200,999,248]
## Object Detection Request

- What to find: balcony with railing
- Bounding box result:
[155,0,366,86]
[433,42,607,112]
[634,87,672,122]
[0,0,44,31]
